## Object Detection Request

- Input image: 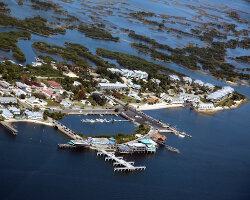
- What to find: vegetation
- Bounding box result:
[88,93,107,106]
[0,2,10,13]
[44,110,66,120]
[0,31,31,62]
[78,25,119,41]
[0,13,65,36]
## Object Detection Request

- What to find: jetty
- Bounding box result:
[0,121,18,135]
[97,149,146,172]
[51,120,81,140]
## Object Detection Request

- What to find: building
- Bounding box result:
[73,81,82,87]
[179,93,200,103]
[98,82,128,90]
[41,89,56,99]
[169,74,180,82]
[204,83,215,91]
[206,86,234,102]
[127,142,146,152]
[0,80,11,89]
[131,84,141,90]
[128,93,141,101]
[108,68,148,80]
[193,80,204,87]
[197,103,215,110]
[152,133,167,145]
[0,97,17,104]
[8,107,21,115]
[171,98,184,105]
[12,88,27,97]
[16,82,29,89]
[32,61,43,67]
[24,110,43,120]
[60,100,72,107]
[88,138,110,146]
[182,77,192,85]
[152,78,161,85]
[0,108,14,119]
[47,81,62,89]
[26,97,47,107]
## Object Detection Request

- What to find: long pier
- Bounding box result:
[97,149,146,172]
[0,121,18,135]
[51,120,82,140]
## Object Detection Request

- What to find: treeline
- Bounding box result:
[0,13,66,36]
[0,31,31,62]
[78,25,119,41]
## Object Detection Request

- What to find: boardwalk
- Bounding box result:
[97,149,146,172]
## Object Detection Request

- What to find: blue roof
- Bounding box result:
[139,139,152,144]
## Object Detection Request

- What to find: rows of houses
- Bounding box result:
[206,86,234,102]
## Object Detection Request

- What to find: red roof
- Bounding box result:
[42,89,54,96]
[47,80,62,88]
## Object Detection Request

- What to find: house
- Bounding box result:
[41,89,56,99]
[12,88,27,97]
[169,74,180,82]
[179,93,200,103]
[182,77,192,85]
[8,107,21,115]
[152,78,161,85]
[193,80,204,87]
[171,98,184,105]
[26,97,48,107]
[0,80,11,89]
[60,100,72,107]
[98,82,128,90]
[0,97,17,104]
[47,80,62,89]
[128,93,141,101]
[131,84,141,90]
[16,82,29,89]
[204,83,215,91]
[127,142,146,152]
[0,108,14,119]
[73,81,82,87]
[197,103,215,110]
[24,110,43,120]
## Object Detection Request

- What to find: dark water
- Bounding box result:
[1,102,250,200]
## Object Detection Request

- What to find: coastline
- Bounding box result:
[5,119,53,126]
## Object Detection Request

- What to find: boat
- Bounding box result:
[165,145,180,154]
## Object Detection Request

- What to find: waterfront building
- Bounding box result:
[24,110,43,120]
[206,86,234,102]
[8,107,21,115]
[171,98,185,105]
[0,97,17,104]
[204,83,215,91]
[193,80,204,87]
[88,138,110,146]
[47,81,62,89]
[98,82,128,90]
[152,133,167,145]
[168,74,180,82]
[127,142,147,152]
[160,93,172,102]
[197,103,215,110]
[179,93,200,103]
[0,108,14,119]
[182,77,192,85]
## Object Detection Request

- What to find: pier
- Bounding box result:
[51,120,82,140]
[0,121,18,135]
[97,149,146,172]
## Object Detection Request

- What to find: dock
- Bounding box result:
[0,121,18,135]
[97,149,146,172]
[51,120,82,140]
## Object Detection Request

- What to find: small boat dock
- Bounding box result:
[97,149,146,172]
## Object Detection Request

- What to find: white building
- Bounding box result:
[169,74,180,82]
[204,83,215,91]
[131,84,141,90]
[24,110,43,120]
[128,93,141,101]
[98,82,128,90]
[88,138,110,146]
[179,93,200,103]
[16,82,29,89]
[127,142,146,152]
[73,81,82,87]
[206,86,234,102]
[108,68,148,80]
[171,98,184,105]
[182,77,192,85]
[26,97,47,107]
[0,109,14,119]
[0,80,11,89]
[193,80,204,87]
[12,88,27,97]
[197,103,215,110]
[8,107,21,115]
[0,97,17,104]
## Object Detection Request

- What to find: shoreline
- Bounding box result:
[130,103,184,111]
[5,119,53,126]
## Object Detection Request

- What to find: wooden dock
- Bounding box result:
[0,121,18,135]
[97,149,146,172]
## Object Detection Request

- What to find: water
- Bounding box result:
[0,0,250,199]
